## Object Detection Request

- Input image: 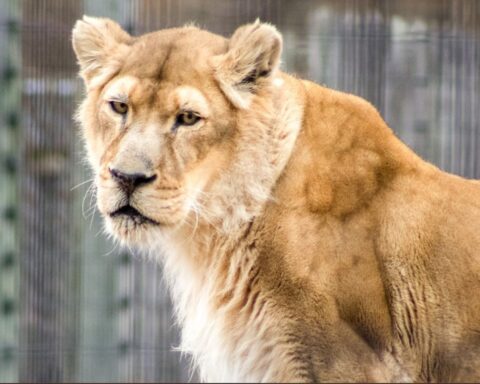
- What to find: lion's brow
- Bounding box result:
[107,93,129,103]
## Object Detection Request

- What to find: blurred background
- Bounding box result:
[0,0,479,382]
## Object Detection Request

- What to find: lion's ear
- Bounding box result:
[72,16,132,89]
[211,20,282,109]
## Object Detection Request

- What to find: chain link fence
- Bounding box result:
[0,0,478,382]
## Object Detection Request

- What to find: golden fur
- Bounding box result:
[72,16,480,382]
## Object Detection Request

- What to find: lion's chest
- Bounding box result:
[162,241,275,382]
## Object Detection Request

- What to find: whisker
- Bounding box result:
[184,206,199,243]
[125,244,135,258]
[81,182,96,220]
[103,240,119,257]
[84,204,96,214]
[70,177,95,191]
[188,196,222,232]
[192,199,217,223]
[95,225,104,238]
[88,184,97,209]
[89,207,96,229]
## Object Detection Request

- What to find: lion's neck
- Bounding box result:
[160,224,268,381]
[196,73,305,234]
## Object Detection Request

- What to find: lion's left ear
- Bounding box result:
[211,20,282,109]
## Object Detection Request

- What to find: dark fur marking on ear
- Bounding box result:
[238,69,272,86]
[258,69,271,77]
[240,70,257,85]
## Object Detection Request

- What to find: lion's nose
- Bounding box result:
[109,167,157,194]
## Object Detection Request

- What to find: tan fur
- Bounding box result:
[72,16,480,382]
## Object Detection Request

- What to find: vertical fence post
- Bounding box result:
[18,1,82,381]
[0,0,20,381]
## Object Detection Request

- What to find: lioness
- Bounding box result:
[72,16,480,382]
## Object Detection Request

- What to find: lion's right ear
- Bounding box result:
[72,16,132,89]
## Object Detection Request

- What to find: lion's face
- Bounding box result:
[89,77,232,244]
[72,17,294,247]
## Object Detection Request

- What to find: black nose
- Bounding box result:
[109,168,157,194]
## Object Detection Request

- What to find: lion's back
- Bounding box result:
[272,78,480,381]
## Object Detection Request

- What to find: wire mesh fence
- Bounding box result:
[0,0,479,382]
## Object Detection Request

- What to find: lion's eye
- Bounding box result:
[109,101,128,115]
[176,111,200,126]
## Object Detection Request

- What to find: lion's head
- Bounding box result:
[72,16,302,248]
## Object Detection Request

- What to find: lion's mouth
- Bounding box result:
[110,204,159,225]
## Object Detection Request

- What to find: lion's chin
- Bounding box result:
[105,214,165,250]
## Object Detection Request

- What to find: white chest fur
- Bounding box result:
[161,239,276,382]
